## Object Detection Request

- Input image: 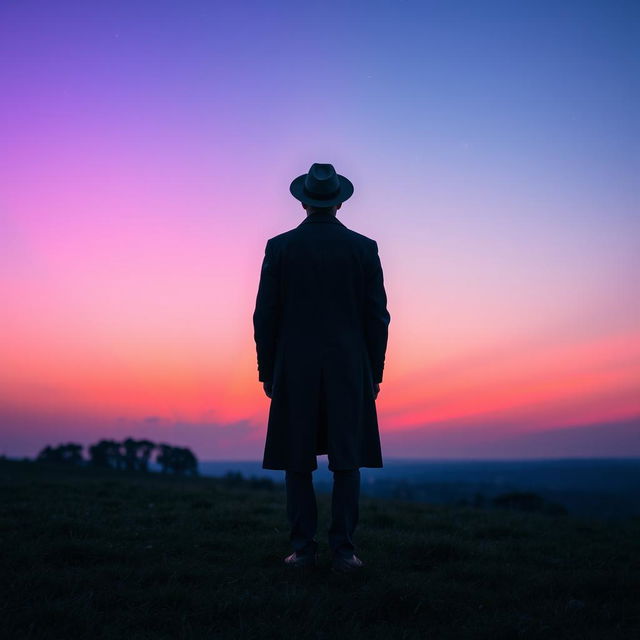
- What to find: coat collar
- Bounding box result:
[297,213,346,227]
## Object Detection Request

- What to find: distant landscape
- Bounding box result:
[20,440,640,523]
[191,457,640,523]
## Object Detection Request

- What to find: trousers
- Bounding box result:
[285,468,360,559]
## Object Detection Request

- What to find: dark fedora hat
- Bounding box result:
[289,163,354,207]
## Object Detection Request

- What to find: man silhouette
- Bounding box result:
[253,162,390,572]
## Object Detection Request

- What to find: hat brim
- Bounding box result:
[289,173,354,207]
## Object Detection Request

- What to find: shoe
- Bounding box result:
[331,553,364,573]
[283,551,317,568]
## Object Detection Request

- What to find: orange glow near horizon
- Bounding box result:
[2,316,638,457]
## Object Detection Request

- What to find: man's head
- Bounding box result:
[302,202,342,217]
[291,164,353,214]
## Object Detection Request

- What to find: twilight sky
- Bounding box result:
[1,0,639,461]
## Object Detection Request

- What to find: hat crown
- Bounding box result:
[289,162,354,207]
[303,163,341,200]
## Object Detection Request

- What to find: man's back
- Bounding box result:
[260,214,389,382]
[254,211,390,472]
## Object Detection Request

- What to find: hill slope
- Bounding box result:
[1,459,638,639]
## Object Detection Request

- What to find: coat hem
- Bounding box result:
[262,462,384,471]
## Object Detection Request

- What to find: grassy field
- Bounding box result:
[1,458,638,639]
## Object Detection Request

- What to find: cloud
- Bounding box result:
[381,414,640,459]
[1,406,638,461]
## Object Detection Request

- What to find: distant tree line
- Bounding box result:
[35,438,198,476]
[387,480,567,516]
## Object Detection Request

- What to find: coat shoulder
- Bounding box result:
[344,229,377,248]
[267,226,377,249]
[267,229,296,245]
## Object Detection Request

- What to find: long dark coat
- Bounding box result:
[253,212,391,471]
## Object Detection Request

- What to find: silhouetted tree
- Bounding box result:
[88,439,125,470]
[108,439,126,470]
[156,444,198,476]
[157,444,174,473]
[37,445,56,462]
[37,438,196,476]
[137,439,156,472]
[88,440,110,468]
[170,446,199,476]
[123,437,138,471]
[36,443,84,465]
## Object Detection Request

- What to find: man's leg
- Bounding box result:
[328,468,360,559]
[285,470,318,556]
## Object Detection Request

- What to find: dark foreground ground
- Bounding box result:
[1,459,638,639]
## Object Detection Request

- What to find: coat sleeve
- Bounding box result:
[364,240,391,384]
[253,238,280,383]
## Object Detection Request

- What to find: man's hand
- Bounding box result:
[374,382,380,400]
